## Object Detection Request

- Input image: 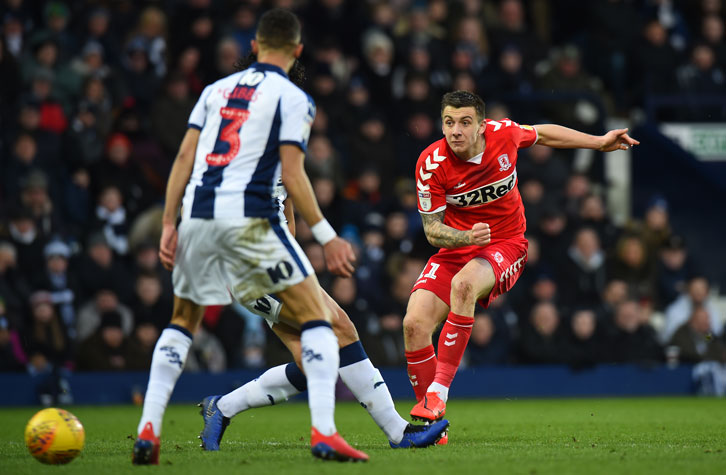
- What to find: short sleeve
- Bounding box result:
[416,151,446,214]
[188,86,213,130]
[513,123,538,148]
[279,89,315,152]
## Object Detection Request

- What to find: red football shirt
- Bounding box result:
[415,118,538,257]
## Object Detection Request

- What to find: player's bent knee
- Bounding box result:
[450,274,476,304]
[403,314,433,342]
[331,308,359,347]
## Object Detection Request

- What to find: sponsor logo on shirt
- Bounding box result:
[446,169,517,208]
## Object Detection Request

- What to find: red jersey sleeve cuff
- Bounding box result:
[418,204,447,215]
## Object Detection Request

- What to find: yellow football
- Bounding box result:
[24,408,85,464]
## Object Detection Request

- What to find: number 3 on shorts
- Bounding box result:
[206,107,250,166]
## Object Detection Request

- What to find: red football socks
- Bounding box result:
[433,312,474,389]
[405,345,437,401]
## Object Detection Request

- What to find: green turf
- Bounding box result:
[1,398,725,474]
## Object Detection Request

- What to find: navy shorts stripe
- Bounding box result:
[269,215,309,279]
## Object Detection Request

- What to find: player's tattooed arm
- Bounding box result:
[420,211,473,249]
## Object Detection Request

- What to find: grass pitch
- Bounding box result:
[1,398,725,474]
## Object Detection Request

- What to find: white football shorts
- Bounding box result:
[172,216,314,306]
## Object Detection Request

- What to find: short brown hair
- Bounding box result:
[441,90,486,121]
[256,8,301,51]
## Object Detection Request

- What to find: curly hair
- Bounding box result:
[234,52,306,88]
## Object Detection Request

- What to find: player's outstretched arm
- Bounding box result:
[534,124,639,152]
[159,128,200,270]
[421,211,490,249]
[280,144,355,277]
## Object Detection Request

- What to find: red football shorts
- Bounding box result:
[411,238,528,308]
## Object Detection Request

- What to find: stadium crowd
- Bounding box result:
[1,0,725,381]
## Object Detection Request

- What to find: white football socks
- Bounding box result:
[217,363,302,418]
[338,357,409,444]
[300,322,339,436]
[427,382,449,402]
[137,325,192,436]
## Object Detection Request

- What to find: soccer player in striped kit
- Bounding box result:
[133,9,365,463]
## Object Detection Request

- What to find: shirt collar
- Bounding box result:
[467,152,483,164]
[250,61,288,78]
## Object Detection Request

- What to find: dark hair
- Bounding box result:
[256,8,301,50]
[234,51,306,87]
[441,90,486,121]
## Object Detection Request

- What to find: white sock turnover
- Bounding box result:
[300,322,339,436]
[137,326,192,436]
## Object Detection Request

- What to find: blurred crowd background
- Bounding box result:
[1,0,725,380]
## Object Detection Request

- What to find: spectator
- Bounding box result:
[608,234,656,301]
[76,232,132,303]
[466,312,511,366]
[130,272,172,333]
[33,240,77,339]
[226,4,257,57]
[517,144,570,195]
[19,170,64,240]
[91,185,129,256]
[479,44,533,105]
[76,289,134,341]
[91,132,152,219]
[1,241,32,315]
[305,134,345,189]
[0,314,24,371]
[22,290,70,368]
[120,36,160,114]
[359,29,395,108]
[632,20,680,100]
[151,72,195,157]
[608,300,662,364]
[677,43,725,95]
[83,8,121,68]
[1,208,46,284]
[595,279,629,327]
[536,206,571,268]
[76,310,149,371]
[348,111,397,188]
[699,14,726,67]
[518,302,566,364]
[655,235,694,310]
[662,276,723,344]
[488,0,544,72]
[564,309,607,369]
[559,228,607,311]
[538,44,609,133]
[576,194,620,250]
[669,306,726,364]
[68,95,109,167]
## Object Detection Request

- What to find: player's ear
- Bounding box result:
[478,120,486,135]
[293,43,303,58]
[251,39,259,55]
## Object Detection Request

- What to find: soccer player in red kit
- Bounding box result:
[405,91,638,436]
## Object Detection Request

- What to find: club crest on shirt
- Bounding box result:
[493,251,504,264]
[418,191,432,211]
[497,154,511,172]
